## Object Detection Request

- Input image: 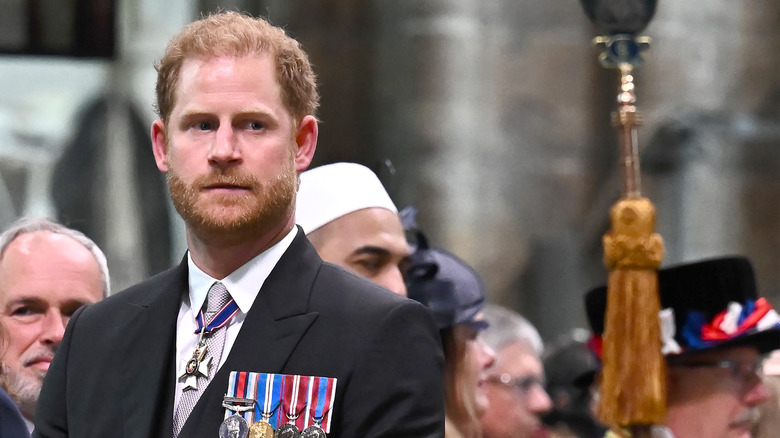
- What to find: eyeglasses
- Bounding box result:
[669,358,764,383]
[486,373,546,395]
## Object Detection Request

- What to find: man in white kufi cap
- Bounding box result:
[296,162,410,296]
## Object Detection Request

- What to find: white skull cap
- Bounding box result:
[295,162,398,234]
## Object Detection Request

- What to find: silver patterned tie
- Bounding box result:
[173,281,232,437]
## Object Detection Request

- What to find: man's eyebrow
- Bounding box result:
[7,297,44,305]
[352,246,391,257]
[2,297,46,311]
[179,108,276,119]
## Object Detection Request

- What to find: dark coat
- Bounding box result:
[34,230,445,438]
[0,387,29,438]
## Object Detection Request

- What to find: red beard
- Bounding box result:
[167,163,297,246]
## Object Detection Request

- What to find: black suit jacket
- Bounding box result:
[34,230,445,438]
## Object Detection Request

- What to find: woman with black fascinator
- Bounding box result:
[405,225,496,438]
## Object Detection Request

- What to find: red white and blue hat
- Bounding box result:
[585,256,780,357]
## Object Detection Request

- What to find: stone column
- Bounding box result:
[97,0,196,290]
[370,0,596,340]
[370,0,523,299]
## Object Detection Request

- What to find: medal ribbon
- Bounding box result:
[194,299,240,335]
[225,371,259,422]
[225,373,337,432]
[254,373,283,428]
[304,376,337,433]
[282,374,310,430]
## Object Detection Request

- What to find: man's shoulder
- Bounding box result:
[79,264,185,317]
[0,388,28,437]
[314,262,415,307]
[309,262,434,328]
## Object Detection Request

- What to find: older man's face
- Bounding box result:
[665,346,769,438]
[481,341,552,438]
[0,231,104,419]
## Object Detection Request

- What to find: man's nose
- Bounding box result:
[40,310,67,347]
[744,377,771,406]
[383,267,408,297]
[529,384,554,414]
[208,126,241,164]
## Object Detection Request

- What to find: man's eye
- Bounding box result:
[355,259,383,275]
[11,307,32,316]
[247,121,264,130]
[10,306,38,318]
[196,121,213,130]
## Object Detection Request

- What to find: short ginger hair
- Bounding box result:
[154,11,319,124]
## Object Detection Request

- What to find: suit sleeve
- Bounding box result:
[32,305,86,437]
[340,300,445,438]
[0,387,30,438]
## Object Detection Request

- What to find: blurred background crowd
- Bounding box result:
[0,3,779,436]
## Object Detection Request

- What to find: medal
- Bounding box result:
[226,372,263,424]
[302,376,337,435]
[301,409,327,438]
[247,399,279,438]
[277,374,307,438]
[219,414,249,438]
[178,296,240,392]
[247,419,275,438]
[276,423,302,438]
[222,372,336,438]
[246,373,282,437]
[300,425,326,438]
[222,396,256,413]
[178,328,210,391]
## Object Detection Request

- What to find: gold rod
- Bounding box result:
[613,64,642,198]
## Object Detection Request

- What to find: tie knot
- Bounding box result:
[205,282,231,318]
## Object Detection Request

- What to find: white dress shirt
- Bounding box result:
[173,227,297,409]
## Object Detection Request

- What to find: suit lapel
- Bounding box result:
[180,230,322,436]
[121,261,188,438]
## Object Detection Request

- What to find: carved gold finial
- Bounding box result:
[604,198,664,269]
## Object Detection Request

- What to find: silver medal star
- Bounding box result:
[179,356,212,391]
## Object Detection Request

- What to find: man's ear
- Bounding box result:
[293,115,318,172]
[151,119,169,172]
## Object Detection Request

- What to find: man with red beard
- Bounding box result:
[34,11,444,438]
[586,257,780,438]
[0,217,108,436]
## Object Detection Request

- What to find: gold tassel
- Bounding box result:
[598,197,666,428]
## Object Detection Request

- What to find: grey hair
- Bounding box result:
[0,217,110,296]
[480,303,543,356]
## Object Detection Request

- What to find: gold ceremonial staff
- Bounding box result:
[579,2,665,437]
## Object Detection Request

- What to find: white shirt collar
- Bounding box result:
[186,227,298,315]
